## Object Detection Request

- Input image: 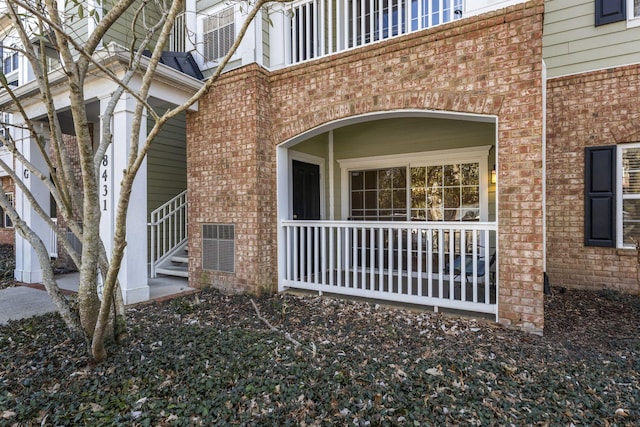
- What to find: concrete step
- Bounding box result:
[156,265,189,278]
[171,255,188,264]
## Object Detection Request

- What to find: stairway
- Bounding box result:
[149,190,188,279]
[154,241,188,278]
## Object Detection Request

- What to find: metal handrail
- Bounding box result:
[149,190,187,278]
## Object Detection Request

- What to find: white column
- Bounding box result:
[100,95,149,304]
[276,145,289,292]
[14,123,52,283]
[185,0,197,53]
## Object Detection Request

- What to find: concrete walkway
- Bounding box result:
[0,273,195,325]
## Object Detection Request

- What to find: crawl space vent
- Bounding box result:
[202,224,235,273]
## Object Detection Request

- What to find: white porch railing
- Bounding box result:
[281,220,497,314]
[149,190,187,278]
[286,0,463,64]
[170,12,187,52]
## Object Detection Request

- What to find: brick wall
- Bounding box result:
[547,64,640,295]
[187,0,546,331]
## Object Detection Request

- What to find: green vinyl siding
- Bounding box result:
[147,111,187,218]
[63,3,88,44]
[544,0,640,78]
[262,9,270,67]
[103,0,165,50]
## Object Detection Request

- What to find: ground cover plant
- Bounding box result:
[1,285,638,425]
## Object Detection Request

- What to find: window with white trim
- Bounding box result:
[349,163,480,221]
[202,6,235,62]
[620,143,640,246]
[2,48,18,75]
[2,192,13,228]
[0,113,10,145]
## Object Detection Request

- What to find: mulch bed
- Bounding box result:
[1,285,638,425]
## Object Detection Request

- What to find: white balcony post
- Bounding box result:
[185,0,197,52]
[13,124,53,283]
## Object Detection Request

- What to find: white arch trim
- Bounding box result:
[277,109,498,149]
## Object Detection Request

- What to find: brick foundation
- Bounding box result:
[546,64,640,295]
[187,0,546,331]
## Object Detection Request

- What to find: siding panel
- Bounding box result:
[544,0,640,77]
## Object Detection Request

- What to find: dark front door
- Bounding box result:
[292,160,320,220]
[292,160,321,281]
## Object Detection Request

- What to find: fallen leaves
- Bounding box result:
[0,288,638,425]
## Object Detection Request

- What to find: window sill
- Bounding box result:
[626,17,640,28]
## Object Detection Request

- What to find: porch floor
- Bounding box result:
[55,272,194,302]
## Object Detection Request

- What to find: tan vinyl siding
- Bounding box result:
[147,111,187,217]
[544,0,640,78]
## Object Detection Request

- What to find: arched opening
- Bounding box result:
[277,110,499,316]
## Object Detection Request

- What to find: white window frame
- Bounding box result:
[3,192,13,228]
[197,5,238,68]
[0,112,10,142]
[338,146,491,222]
[617,142,640,247]
[627,0,640,27]
[2,47,19,80]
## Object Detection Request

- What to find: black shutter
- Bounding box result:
[585,146,616,247]
[595,0,626,26]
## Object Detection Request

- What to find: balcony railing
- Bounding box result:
[286,0,463,64]
[170,12,187,52]
[281,220,497,315]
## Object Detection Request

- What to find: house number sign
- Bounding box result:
[101,155,109,211]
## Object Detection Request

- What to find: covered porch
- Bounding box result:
[277,111,498,316]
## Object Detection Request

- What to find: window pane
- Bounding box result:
[351,171,363,190]
[365,190,377,209]
[623,199,640,245]
[351,191,363,210]
[393,189,406,209]
[411,188,426,208]
[379,169,391,189]
[365,170,377,189]
[623,148,640,194]
[379,189,392,209]
[426,166,442,187]
[636,0,640,18]
[461,163,479,186]
[444,187,460,208]
[444,164,461,186]
[411,167,425,188]
[462,187,479,206]
[392,168,406,188]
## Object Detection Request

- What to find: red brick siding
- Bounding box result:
[546,64,640,295]
[187,0,545,331]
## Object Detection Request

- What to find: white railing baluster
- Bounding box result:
[417,229,422,297]
[397,228,402,294]
[460,228,466,302]
[369,227,375,291]
[387,228,393,293]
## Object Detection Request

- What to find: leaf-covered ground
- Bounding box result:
[1,287,639,426]
[0,245,15,290]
